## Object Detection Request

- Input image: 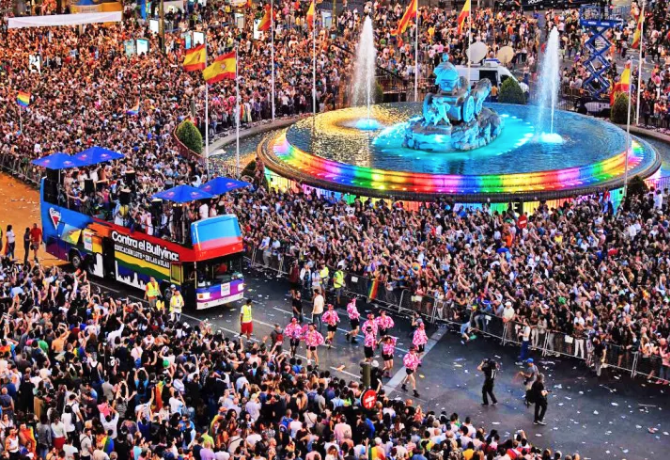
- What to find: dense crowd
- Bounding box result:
[236,179,670,380]
[1,2,670,459]
[0,255,581,460]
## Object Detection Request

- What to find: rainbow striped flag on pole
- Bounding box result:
[16,91,30,107]
[368,276,379,300]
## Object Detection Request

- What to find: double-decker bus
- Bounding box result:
[39,177,245,310]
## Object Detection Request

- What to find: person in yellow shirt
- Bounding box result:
[169,285,184,322]
[145,277,160,309]
[333,268,345,306]
[156,296,166,312]
[240,299,253,341]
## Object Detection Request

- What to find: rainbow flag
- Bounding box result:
[368,276,379,300]
[16,91,30,107]
[368,446,386,460]
[127,100,140,116]
[457,0,471,35]
[392,0,417,36]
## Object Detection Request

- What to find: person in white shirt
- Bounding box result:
[100,410,119,439]
[169,389,186,415]
[199,202,209,220]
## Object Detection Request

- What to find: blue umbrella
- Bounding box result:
[199,177,250,195]
[152,185,213,203]
[31,152,86,170]
[75,146,125,167]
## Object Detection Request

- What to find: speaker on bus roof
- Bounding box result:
[119,188,131,206]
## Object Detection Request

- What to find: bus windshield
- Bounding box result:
[196,255,243,287]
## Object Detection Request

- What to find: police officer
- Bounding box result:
[478,358,499,406]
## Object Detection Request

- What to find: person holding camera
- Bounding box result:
[478,358,499,406]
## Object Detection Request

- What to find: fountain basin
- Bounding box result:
[259,102,660,203]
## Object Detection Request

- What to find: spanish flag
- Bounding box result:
[631,7,644,49]
[306,0,315,30]
[259,4,272,32]
[392,0,417,36]
[203,51,237,84]
[183,44,206,72]
[16,91,30,107]
[610,61,631,105]
[457,0,471,35]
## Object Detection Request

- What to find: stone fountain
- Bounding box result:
[404,56,503,152]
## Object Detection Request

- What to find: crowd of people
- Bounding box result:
[1,1,670,459]
[0,251,583,460]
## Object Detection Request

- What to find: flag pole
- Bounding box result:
[312,7,317,136]
[235,47,240,178]
[204,46,210,180]
[624,63,633,201]
[467,0,471,86]
[635,0,645,126]
[271,0,276,121]
[414,0,419,102]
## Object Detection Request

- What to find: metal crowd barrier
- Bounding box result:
[0,152,42,186]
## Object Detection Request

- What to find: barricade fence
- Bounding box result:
[0,151,42,186]
[242,241,663,382]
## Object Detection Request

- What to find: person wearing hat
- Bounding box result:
[401,346,421,398]
[517,358,539,407]
[169,285,183,322]
[240,298,253,341]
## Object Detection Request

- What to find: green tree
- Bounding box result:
[610,92,631,125]
[498,78,526,105]
[176,120,203,155]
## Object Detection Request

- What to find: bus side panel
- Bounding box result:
[113,249,171,291]
[40,196,93,265]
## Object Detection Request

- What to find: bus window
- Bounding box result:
[196,255,243,287]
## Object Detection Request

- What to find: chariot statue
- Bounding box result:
[404,54,503,152]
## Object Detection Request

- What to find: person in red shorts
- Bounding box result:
[240,299,253,341]
[29,223,42,263]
